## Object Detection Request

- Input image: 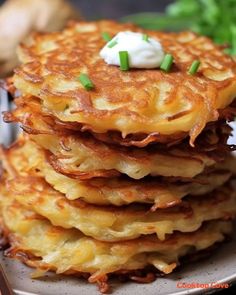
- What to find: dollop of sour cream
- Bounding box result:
[100,31,165,69]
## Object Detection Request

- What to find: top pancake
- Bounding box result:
[13,20,236,145]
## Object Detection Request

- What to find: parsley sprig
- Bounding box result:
[121,0,236,55]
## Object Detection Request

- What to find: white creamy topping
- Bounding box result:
[100,31,165,69]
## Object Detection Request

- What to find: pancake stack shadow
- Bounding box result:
[0,21,236,293]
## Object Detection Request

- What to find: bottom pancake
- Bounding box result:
[0,196,232,293]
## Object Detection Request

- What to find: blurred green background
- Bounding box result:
[0,0,235,54]
[70,0,236,55]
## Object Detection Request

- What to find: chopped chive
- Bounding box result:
[108,40,118,48]
[188,60,201,75]
[160,54,174,72]
[142,34,149,42]
[78,73,94,90]
[102,32,111,42]
[119,51,129,71]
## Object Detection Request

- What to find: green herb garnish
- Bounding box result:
[78,73,94,90]
[108,40,118,48]
[160,54,173,72]
[142,34,149,42]
[188,60,201,75]
[119,51,129,71]
[102,32,112,42]
[121,0,236,55]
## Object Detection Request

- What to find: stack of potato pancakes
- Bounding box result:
[0,21,236,293]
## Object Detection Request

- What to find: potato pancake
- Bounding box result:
[0,196,232,291]
[1,138,233,209]
[12,21,236,146]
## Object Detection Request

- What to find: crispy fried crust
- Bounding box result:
[5,96,236,150]
[4,99,232,180]
[12,21,236,146]
[0,194,232,293]
[1,138,234,210]
[35,134,218,179]
[2,174,236,242]
[1,138,235,242]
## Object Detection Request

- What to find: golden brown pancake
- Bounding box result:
[1,141,235,242]
[5,95,235,151]
[2,173,236,242]
[12,21,236,146]
[2,139,236,241]
[1,138,233,210]
[31,133,219,180]
[4,101,229,180]
[0,193,232,292]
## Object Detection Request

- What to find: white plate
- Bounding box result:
[1,122,236,295]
